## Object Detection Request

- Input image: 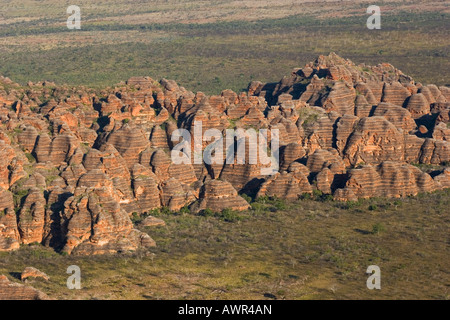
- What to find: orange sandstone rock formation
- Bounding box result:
[0,53,449,254]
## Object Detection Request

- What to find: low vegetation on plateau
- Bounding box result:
[0,190,449,299]
[0,1,448,94]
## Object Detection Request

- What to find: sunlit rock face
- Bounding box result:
[0,53,449,253]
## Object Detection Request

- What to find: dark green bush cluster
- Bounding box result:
[148,208,161,216]
[131,212,143,223]
[240,193,252,204]
[334,200,362,210]
[179,205,191,214]
[199,208,214,217]
[309,189,333,202]
[198,208,243,222]
[251,196,288,213]
[131,206,180,224]
[371,223,386,235]
[250,202,267,214]
[160,207,173,215]
[24,152,36,163]
[217,208,242,222]
[13,189,29,211]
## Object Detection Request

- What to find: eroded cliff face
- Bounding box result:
[0,53,449,254]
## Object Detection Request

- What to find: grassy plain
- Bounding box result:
[0,190,449,300]
[0,1,449,94]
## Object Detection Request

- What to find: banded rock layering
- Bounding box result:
[0,275,49,300]
[0,53,449,254]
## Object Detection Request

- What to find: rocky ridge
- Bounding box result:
[0,53,449,254]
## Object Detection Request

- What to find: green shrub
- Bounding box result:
[160,206,173,215]
[131,212,141,223]
[45,175,59,185]
[273,198,287,210]
[311,189,333,202]
[13,127,23,134]
[13,189,29,208]
[252,195,288,211]
[320,194,334,202]
[228,118,239,129]
[393,200,402,207]
[240,193,252,204]
[312,189,323,200]
[148,208,161,217]
[25,152,36,163]
[255,196,270,204]
[217,208,242,222]
[199,208,214,217]
[336,200,360,210]
[250,202,267,214]
[179,205,191,214]
[371,223,386,235]
[300,193,311,200]
[368,204,378,211]
[356,162,366,168]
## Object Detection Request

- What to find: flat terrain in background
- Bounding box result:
[0,0,449,300]
[0,0,449,93]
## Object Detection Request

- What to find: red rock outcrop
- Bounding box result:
[342,116,405,166]
[17,187,46,245]
[256,170,312,201]
[0,275,49,300]
[306,149,345,174]
[106,125,150,169]
[381,82,411,107]
[372,102,416,132]
[62,186,155,255]
[21,267,50,282]
[334,162,437,201]
[405,93,430,118]
[159,177,194,212]
[131,164,161,212]
[192,179,250,213]
[0,53,449,254]
[0,187,20,251]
